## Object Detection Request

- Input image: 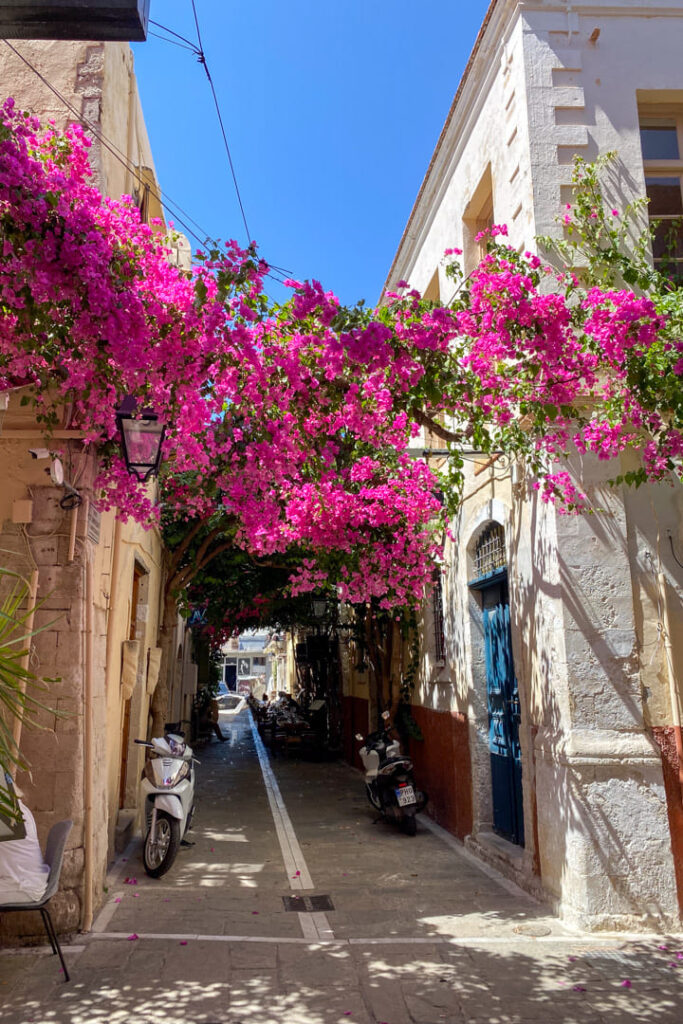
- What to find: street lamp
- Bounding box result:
[311,597,327,621]
[0,1,150,40]
[116,397,165,482]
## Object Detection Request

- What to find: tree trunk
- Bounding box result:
[150,589,179,737]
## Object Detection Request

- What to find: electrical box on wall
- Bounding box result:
[12,499,33,524]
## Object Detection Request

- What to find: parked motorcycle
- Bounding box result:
[135,729,197,877]
[356,712,427,836]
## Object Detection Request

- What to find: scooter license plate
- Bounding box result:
[395,785,416,807]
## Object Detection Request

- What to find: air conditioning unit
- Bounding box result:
[0,1,150,41]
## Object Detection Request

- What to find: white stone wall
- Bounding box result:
[391,0,683,928]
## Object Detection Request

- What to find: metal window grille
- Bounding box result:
[474,523,506,578]
[432,570,445,662]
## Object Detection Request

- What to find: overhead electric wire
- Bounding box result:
[148,30,198,54]
[189,0,252,243]
[3,35,296,292]
[2,39,222,254]
[149,18,201,52]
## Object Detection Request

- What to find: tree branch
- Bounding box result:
[413,409,462,444]
[168,518,206,576]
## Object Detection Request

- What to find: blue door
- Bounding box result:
[481,574,524,845]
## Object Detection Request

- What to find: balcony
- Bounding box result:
[0,1,150,41]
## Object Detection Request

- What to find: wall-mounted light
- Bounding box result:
[116,397,165,482]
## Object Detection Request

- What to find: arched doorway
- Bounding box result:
[469,523,524,846]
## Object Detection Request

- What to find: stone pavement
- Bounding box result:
[1,709,682,1023]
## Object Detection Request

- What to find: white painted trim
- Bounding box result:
[86,930,683,945]
[250,713,314,891]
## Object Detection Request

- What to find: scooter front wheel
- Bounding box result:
[143,811,181,877]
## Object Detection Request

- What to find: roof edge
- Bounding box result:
[380,0,504,302]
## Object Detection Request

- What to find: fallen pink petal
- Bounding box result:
[620,979,632,988]
[114,898,122,903]
[572,985,586,992]
[179,941,188,946]
[127,934,139,941]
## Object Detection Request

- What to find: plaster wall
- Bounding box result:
[0,40,167,935]
[385,0,683,929]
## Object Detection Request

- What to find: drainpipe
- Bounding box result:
[10,568,39,759]
[658,570,683,806]
[81,544,95,932]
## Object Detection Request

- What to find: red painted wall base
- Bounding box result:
[406,705,473,840]
[652,726,683,918]
[341,695,369,772]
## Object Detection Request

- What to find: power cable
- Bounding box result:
[148,30,198,54]
[189,0,252,243]
[3,39,294,292]
[149,18,200,52]
[2,39,222,254]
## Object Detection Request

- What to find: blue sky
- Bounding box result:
[132,1,492,306]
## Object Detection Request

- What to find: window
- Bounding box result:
[639,115,683,277]
[473,523,506,579]
[463,166,494,274]
[432,570,445,663]
[423,269,441,303]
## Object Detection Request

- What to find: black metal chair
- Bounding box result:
[0,819,73,981]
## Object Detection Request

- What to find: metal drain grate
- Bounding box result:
[283,894,335,912]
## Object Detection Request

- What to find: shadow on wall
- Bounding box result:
[511,455,682,927]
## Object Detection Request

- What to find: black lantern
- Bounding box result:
[311,597,327,621]
[116,397,165,482]
[0,1,150,41]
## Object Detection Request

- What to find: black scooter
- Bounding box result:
[356,712,427,835]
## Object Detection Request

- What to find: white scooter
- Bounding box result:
[135,731,198,877]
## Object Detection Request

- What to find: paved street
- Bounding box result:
[1,708,682,1024]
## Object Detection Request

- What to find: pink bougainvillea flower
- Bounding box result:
[620,979,632,988]
[572,985,586,992]
[292,870,301,877]
[179,941,188,946]
[127,933,139,941]
[114,897,122,903]
[124,877,138,885]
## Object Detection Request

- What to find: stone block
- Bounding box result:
[18,771,55,813]
[37,564,84,610]
[60,846,85,890]
[52,770,81,819]
[55,697,82,733]
[34,607,74,634]
[28,536,59,565]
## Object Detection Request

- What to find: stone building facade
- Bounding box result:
[378,0,683,931]
[0,38,179,939]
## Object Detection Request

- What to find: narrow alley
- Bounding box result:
[1,708,682,1024]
